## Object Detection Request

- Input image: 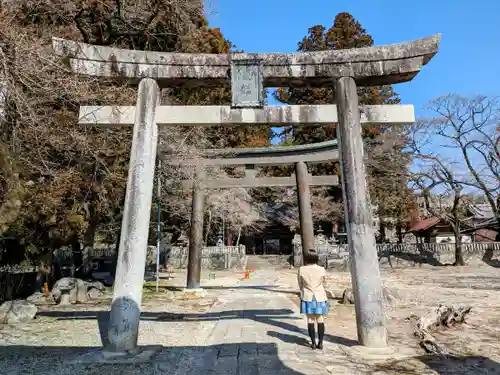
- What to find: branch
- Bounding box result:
[74,9,89,44]
[411,304,472,356]
[415,94,500,220]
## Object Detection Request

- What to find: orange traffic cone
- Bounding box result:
[43,282,49,297]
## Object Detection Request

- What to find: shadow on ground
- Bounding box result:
[374,354,500,375]
[143,284,300,296]
[267,331,310,347]
[4,295,307,374]
[0,342,306,375]
[38,307,358,348]
[378,250,445,267]
[482,247,500,268]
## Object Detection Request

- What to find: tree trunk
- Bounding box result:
[496,197,500,241]
[36,250,55,291]
[71,235,81,278]
[204,210,212,246]
[412,304,472,355]
[378,221,386,243]
[111,230,121,278]
[161,233,172,271]
[453,225,465,266]
[332,220,338,233]
[236,226,242,247]
[81,215,99,277]
[396,224,403,243]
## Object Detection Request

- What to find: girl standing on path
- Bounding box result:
[297,249,328,350]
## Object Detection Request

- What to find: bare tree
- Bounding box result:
[407,94,500,265]
[205,186,268,246]
[413,171,469,266]
[421,95,499,239]
[366,126,418,242]
[0,0,236,274]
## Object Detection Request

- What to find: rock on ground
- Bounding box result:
[89,281,105,291]
[0,300,38,324]
[52,277,104,304]
[87,288,104,300]
[341,287,399,305]
[382,286,400,304]
[342,288,355,304]
[26,292,53,305]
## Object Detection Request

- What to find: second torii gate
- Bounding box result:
[172,140,341,289]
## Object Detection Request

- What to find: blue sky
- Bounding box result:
[207,0,500,115]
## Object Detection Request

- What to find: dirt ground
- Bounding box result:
[317,263,500,374]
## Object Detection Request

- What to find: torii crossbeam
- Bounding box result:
[79,104,414,126]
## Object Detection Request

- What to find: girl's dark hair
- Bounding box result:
[304,249,319,265]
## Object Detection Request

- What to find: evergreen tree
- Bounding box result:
[273,12,415,237]
[275,12,400,151]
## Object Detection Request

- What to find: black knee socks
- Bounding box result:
[307,323,316,346]
[317,323,325,344]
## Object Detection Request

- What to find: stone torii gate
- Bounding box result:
[171,140,342,289]
[53,34,439,356]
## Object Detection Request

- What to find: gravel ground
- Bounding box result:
[277,262,500,374]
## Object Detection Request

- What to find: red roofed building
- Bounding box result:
[407,217,473,244]
[408,217,441,233]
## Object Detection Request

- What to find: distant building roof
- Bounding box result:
[461,216,499,232]
[262,201,297,226]
[408,217,441,232]
[470,204,495,220]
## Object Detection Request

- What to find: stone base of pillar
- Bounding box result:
[293,255,303,267]
[70,345,162,365]
[343,345,411,361]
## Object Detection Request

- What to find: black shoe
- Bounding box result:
[317,342,323,350]
[311,342,317,350]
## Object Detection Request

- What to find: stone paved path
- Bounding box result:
[154,257,357,374]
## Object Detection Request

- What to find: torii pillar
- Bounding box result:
[106,78,160,353]
[295,161,315,260]
[335,76,387,347]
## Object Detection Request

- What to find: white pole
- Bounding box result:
[156,159,161,293]
[222,213,225,246]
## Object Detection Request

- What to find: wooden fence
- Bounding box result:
[53,244,247,274]
[294,242,500,256]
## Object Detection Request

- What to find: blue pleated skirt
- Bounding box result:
[300,297,329,315]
